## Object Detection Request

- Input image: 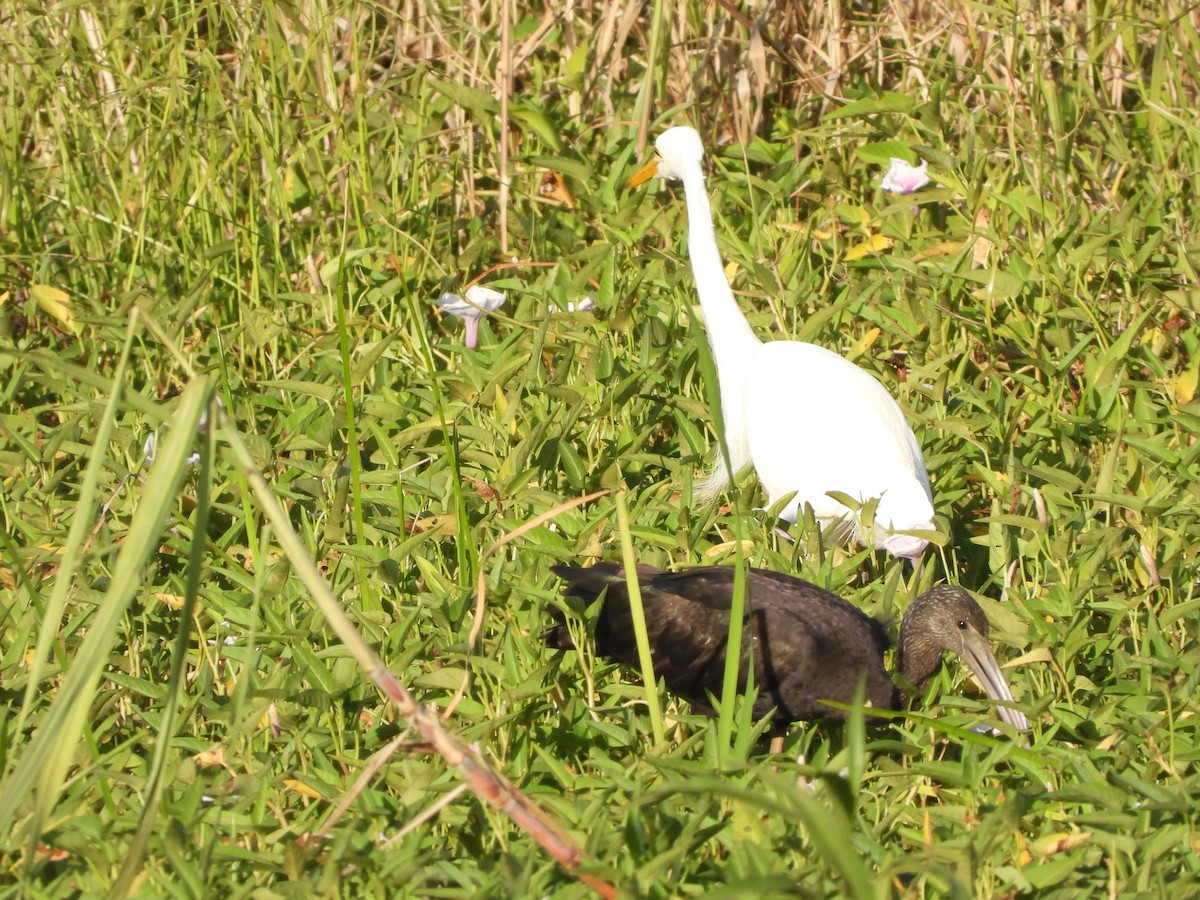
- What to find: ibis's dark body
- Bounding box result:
[548,563,899,722]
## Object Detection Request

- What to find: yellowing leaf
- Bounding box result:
[30,284,77,333]
[35,846,71,863]
[283,779,324,800]
[723,260,740,279]
[384,254,418,276]
[537,171,575,208]
[703,539,755,558]
[912,241,964,262]
[193,747,227,769]
[404,515,456,536]
[30,284,69,305]
[258,702,282,737]
[847,327,881,361]
[1176,354,1199,404]
[154,592,187,611]
[844,234,893,261]
[1027,831,1092,859]
[971,208,993,268]
[728,798,767,843]
[779,221,834,240]
[1005,647,1054,668]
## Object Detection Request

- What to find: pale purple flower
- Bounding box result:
[437,285,506,349]
[880,158,930,195]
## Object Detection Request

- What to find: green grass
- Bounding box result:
[3,0,1200,895]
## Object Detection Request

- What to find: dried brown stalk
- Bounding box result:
[227,434,616,897]
[443,489,612,718]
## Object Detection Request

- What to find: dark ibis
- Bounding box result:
[548,563,1029,731]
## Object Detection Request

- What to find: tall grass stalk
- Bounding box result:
[615,491,667,746]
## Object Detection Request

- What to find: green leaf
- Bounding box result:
[855,141,918,164]
[511,104,564,152]
[824,91,916,120]
[0,377,213,841]
[428,78,500,116]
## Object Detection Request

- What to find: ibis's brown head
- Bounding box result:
[897,585,1029,730]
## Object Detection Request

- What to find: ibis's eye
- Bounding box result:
[957,620,968,630]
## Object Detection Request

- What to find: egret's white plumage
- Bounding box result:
[628,126,935,560]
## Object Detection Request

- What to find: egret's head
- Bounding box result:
[880,531,930,564]
[873,486,936,562]
[626,126,705,187]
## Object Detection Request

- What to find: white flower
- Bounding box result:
[548,296,596,314]
[436,285,507,349]
[880,158,930,195]
[140,431,201,468]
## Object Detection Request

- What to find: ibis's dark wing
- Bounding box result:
[550,564,897,722]
[545,563,661,649]
[653,566,890,646]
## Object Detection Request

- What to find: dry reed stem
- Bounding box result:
[28,2,1200,181]
[312,734,409,845]
[498,0,511,256]
[98,0,1191,253]
[442,489,612,719]
[232,451,617,898]
[380,782,471,850]
[363,656,616,897]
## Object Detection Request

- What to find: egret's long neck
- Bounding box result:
[678,167,760,416]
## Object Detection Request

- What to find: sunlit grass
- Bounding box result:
[2,0,1200,895]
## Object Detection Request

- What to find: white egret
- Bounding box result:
[627,126,935,560]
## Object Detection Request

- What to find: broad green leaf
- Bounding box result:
[511,103,564,152]
[824,91,916,119]
[855,141,917,164]
[428,78,500,116]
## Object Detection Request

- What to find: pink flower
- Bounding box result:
[880,158,930,195]
[437,285,506,349]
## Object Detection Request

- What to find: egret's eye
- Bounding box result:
[957,620,968,630]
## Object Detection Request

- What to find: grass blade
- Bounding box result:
[0,377,213,847]
[615,491,667,746]
[108,402,215,896]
